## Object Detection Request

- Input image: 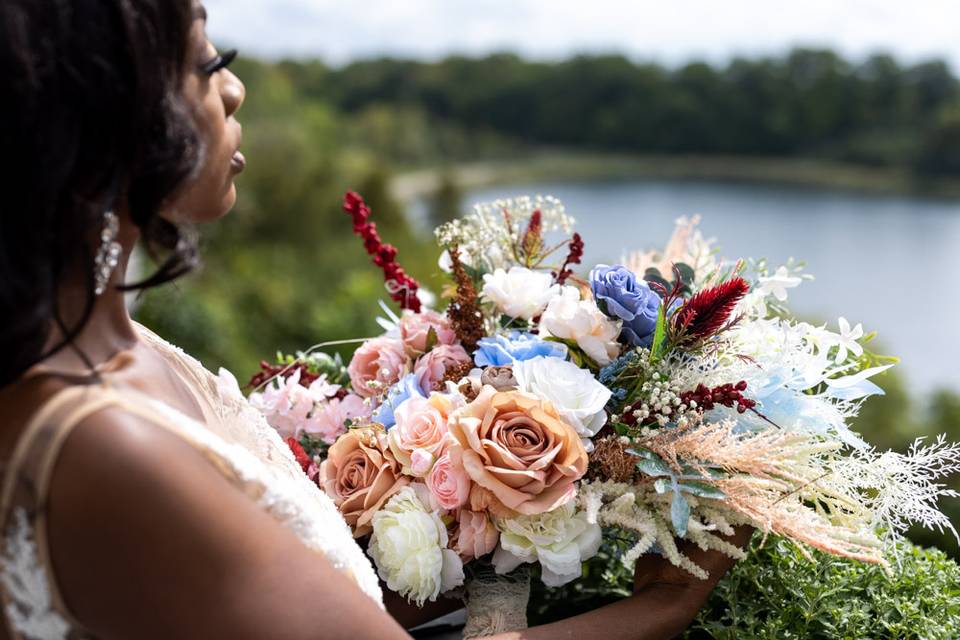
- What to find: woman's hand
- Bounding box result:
[633,525,755,594]
[490,526,754,640]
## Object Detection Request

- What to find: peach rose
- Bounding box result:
[400,310,458,355]
[451,509,499,561]
[426,451,472,511]
[320,428,409,537]
[388,395,451,477]
[413,344,472,394]
[348,337,409,398]
[447,386,588,517]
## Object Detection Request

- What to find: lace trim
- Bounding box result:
[0,509,71,640]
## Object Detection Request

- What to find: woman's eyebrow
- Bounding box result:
[194,5,207,21]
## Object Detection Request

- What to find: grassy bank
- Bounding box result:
[392,152,960,203]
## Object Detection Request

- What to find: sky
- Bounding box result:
[204,0,960,70]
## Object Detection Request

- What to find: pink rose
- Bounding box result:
[451,510,499,561]
[304,393,371,444]
[388,395,451,476]
[400,310,458,355]
[412,344,472,394]
[426,451,471,511]
[348,337,409,398]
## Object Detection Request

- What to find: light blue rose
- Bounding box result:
[590,264,664,348]
[473,332,568,367]
[372,373,426,429]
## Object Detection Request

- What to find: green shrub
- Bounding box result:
[687,539,960,639]
[529,537,960,639]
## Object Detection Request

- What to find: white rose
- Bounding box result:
[539,286,622,366]
[492,502,602,587]
[481,267,559,320]
[512,356,611,451]
[368,485,465,605]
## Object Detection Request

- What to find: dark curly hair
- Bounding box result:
[0,0,202,387]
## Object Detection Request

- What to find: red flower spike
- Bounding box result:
[673,276,750,340]
[343,191,422,312]
[522,210,543,260]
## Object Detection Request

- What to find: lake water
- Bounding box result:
[459,179,960,395]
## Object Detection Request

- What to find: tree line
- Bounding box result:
[265,49,960,175]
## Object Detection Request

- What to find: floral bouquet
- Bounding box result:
[245,192,959,636]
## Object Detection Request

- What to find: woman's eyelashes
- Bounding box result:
[200,48,238,76]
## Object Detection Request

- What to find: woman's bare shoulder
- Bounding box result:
[39,397,406,639]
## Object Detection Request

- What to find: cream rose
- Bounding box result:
[539,286,622,366]
[492,501,602,587]
[348,337,409,398]
[368,485,465,605]
[319,428,409,537]
[511,356,611,450]
[447,386,588,517]
[481,267,560,320]
[388,395,451,477]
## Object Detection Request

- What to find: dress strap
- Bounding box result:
[0,385,119,637]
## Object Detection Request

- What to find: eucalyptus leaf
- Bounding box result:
[671,490,691,536]
[677,481,727,500]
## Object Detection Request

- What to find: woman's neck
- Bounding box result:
[41,214,141,373]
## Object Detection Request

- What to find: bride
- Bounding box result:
[0,1,749,638]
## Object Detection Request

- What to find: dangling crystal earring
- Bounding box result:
[93,210,122,296]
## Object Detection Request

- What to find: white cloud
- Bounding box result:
[204,0,960,70]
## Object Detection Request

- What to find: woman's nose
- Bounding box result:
[221,70,245,118]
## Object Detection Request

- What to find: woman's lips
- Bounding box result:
[231,150,246,173]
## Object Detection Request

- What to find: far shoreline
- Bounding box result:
[392,152,960,204]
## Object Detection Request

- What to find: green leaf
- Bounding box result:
[673,262,696,285]
[424,326,439,352]
[650,303,668,360]
[644,273,671,292]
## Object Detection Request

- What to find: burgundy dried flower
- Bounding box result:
[673,276,749,340]
[553,232,585,285]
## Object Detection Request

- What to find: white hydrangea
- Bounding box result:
[512,356,612,450]
[481,266,560,320]
[368,486,465,605]
[493,502,602,587]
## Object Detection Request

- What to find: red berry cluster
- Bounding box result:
[285,437,314,475]
[553,232,585,285]
[343,191,421,312]
[681,381,757,414]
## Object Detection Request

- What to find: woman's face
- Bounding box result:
[165,6,246,224]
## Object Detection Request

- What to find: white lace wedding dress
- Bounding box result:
[0,323,383,639]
